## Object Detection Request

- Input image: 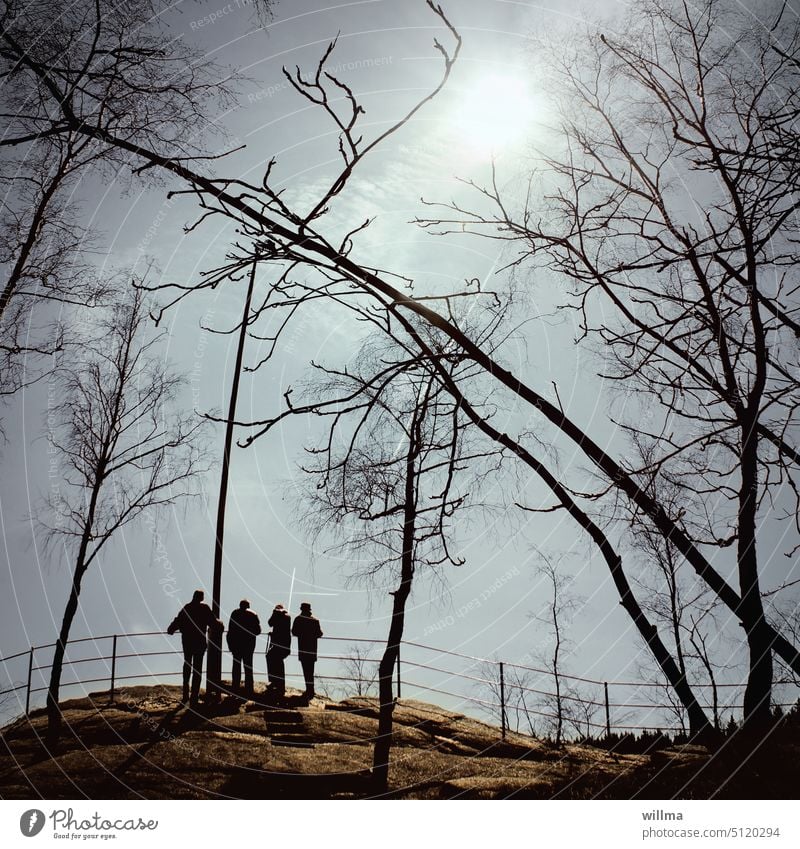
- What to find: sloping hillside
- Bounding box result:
[0,686,795,799]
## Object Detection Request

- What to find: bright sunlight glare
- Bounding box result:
[449,72,536,158]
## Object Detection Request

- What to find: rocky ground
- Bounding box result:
[1,685,796,799]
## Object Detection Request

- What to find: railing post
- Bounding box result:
[109,635,118,703]
[604,682,611,739]
[25,647,34,716]
[395,644,401,699]
[500,661,506,740]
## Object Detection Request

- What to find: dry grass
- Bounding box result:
[0,685,795,799]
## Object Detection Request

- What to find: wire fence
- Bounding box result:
[1,631,797,740]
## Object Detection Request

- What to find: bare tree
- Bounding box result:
[1,0,273,694]
[12,0,800,739]
[476,660,539,737]
[204,259,260,699]
[341,644,379,698]
[624,441,732,733]
[0,0,272,395]
[0,136,105,396]
[687,609,727,733]
[42,284,207,742]
[476,656,601,742]
[0,0,257,160]
[184,10,714,736]
[767,597,800,690]
[285,329,501,790]
[478,560,603,744]
[564,683,603,743]
[417,0,800,731]
[531,562,580,746]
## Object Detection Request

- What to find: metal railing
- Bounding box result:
[1,631,796,740]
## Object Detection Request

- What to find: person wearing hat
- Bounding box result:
[266,603,292,695]
[291,602,323,698]
[226,599,261,696]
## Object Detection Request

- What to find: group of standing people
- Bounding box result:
[167,590,323,705]
[265,602,323,698]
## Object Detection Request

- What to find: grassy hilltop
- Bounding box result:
[1,685,797,799]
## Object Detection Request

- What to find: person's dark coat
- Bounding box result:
[268,608,291,654]
[168,600,218,650]
[227,608,261,654]
[291,613,323,661]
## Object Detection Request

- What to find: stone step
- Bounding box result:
[270,735,317,748]
[262,709,303,723]
[324,704,378,718]
[265,721,306,734]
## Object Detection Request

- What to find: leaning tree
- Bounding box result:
[417,0,800,730]
[9,0,800,738]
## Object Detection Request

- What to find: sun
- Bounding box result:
[449,72,536,158]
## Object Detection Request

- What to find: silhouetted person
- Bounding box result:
[226,599,261,696]
[266,603,291,695]
[292,602,323,698]
[167,590,221,705]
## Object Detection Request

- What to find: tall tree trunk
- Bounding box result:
[552,590,563,747]
[46,448,107,743]
[46,541,91,744]
[692,628,720,732]
[738,423,773,731]
[0,159,68,320]
[208,260,257,697]
[664,546,687,681]
[664,544,690,733]
[372,411,419,792]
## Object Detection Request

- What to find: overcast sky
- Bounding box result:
[2,0,795,727]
